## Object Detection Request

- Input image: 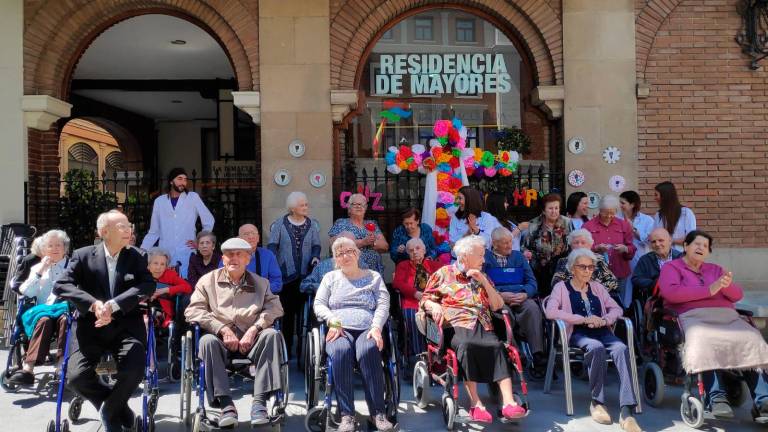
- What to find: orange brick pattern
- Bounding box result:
[329,0,563,90]
[636,0,768,246]
[23,0,259,99]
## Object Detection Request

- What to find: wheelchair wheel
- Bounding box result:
[305,328,322,408]
[384,365,399,423]
[148,391,159,416]
[413,360,429,409]
[642,362,665,407]
[1,369,20,393]
[192,411,203,432]
[680,394,705,429]
[441,395,456,431]
[68,396,83,422]
[46,420,55,432]
[180,332,194,425]
[168,360,181,382]
[304,406,327,432]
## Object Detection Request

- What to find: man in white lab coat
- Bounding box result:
[141,168,215,278]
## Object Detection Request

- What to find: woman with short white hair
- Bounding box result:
[313,237,394,432]
[421,235,527,422]
[268,190,321,359]
[551,229,619,294]
[8,229,71,385]
[545,248,640,432]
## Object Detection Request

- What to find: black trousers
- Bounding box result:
[66,330,145,425]
[279,280,305,358]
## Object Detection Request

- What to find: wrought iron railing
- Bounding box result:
[334,163,563,237]
[25,167,262,249]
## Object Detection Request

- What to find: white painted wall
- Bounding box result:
[0,0,25,224]
[156,121,210,180]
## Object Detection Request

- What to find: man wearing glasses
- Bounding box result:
[55,209,155,432]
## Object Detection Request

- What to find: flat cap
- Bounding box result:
[220,237,252,252]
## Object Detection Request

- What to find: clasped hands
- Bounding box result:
[220,325,262,355]
[90,300,113,328]
[581,315,607,328]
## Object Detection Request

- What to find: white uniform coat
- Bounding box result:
[140,191,214,277]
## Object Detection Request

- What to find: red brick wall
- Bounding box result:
[636,0,768,246]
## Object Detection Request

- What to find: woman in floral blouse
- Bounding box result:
[329,193,388,274]
[522,193,572,298]
[420,235,527,423]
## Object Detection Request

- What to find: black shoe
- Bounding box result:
[120,407,135,428]
[711,401,734,418]
[7,370,34,386]
[98,406,122,432]
[753,400,768,422]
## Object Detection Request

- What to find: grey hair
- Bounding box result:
[567,228,594,247]
[599,194,620,210]
[491,227,514,242]
[453,235,486,258]
[196,230,216,243]
[30,236,44,257]
[96,209,123,232]
[286,191,308,211]
[147,247,172,264]
[40,229,71,254]
[331,236,358,257]
[405,237,426,251]
[565,248,598,272]
[348,193,368,206]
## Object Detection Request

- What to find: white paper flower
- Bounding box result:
[603,146,621,164]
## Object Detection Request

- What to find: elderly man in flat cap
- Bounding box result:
[185,237,284,428]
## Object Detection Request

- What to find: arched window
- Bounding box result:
[105,151,124,179]
[67,142,99,175]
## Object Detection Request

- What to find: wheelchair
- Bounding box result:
[179,322,290,431]
[389,290,425,380]
[412,309,529,430]
[304,319,400,432]
[543,302,642,417]
[46,304,160,432]
[147,295,187,382]
[640,290,763,428]
[0,294,63,397]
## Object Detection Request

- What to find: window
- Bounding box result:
[414,18,433,41]
[381,28,394,41]
[67,142,99,175]
[105,151,124,180]
[456,18,476,43]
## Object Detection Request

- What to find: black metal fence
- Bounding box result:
[334,163,564,237]
[25,167,262,250]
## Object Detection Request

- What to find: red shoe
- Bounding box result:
[502,404,527,419]
[469,406,493,423]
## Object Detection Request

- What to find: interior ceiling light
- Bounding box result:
[171,39,187,45]
[171,100,183,104]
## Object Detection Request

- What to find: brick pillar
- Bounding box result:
[26,124,62,231]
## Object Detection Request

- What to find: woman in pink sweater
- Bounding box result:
[545,248,640,432]
[658,230,768,421]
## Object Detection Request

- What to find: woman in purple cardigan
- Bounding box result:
[545,248,641,432]
[658,230,768,420]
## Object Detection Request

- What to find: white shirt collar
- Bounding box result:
[103,243,123,261]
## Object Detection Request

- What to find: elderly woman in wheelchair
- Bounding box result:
[184,237,286,429]
[544,248,642,432]
[310,236,396,432]
[657,230,768,426]
[420,235,528,424]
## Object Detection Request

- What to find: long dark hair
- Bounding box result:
[655,181,682,234]
[486,192,513,230]
[619,190,642,218]
[455,186,484,220]
[565,192,588,221]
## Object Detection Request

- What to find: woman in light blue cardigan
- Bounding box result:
[268,191,321,360]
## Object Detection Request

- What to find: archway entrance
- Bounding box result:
[335,7,561,236]
[27,13,261,245]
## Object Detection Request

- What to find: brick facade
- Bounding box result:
[636,0,768,247]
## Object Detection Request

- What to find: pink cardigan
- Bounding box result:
[544,280,623,341]
[657,258,743,315]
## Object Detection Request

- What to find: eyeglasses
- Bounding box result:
[335,249,357,258]
[115,223,134,232]
[573,264,596,272]
[349,202,367,208]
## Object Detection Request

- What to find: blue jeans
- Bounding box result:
[704,370,768,407]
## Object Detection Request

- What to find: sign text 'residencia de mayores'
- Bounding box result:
[373,53,512,95]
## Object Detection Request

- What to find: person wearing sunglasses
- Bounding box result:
[545,248,641,432]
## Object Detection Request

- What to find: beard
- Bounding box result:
[172,184,186,193]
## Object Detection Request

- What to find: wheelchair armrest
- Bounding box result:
[737,308,754,317]
[492,308,514,345]
[612,316,635,343]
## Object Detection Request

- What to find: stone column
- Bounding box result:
[563,0,638,206]
[259,0,333,247]
[0,0,24,224]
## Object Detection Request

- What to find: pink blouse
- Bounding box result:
[657,258,743,315]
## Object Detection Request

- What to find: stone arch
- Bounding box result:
[635,0,685,81]
[330,0,563,90]
[24,0,259,99]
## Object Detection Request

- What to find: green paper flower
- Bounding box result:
[481,151,495,167]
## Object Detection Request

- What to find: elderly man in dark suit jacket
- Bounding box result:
[630,228,683,303]
[54,210,155,432]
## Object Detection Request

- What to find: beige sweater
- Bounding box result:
[185,268,283,336]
